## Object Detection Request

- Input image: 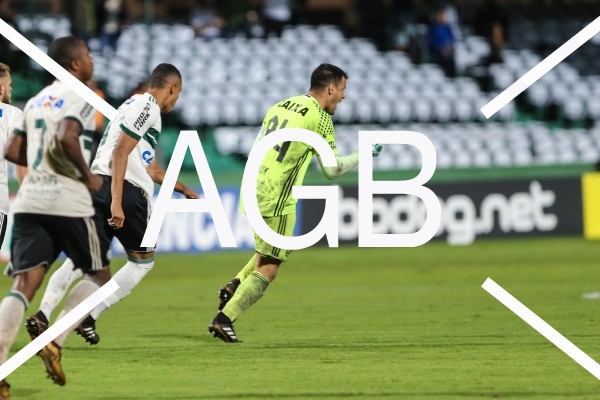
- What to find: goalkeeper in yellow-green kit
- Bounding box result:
[209,63,383,342]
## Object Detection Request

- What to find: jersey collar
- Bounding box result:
[145,92,158,106]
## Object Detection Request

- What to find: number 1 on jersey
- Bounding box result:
[265,116,290,163]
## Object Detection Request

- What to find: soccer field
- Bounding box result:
[3,237,600,399]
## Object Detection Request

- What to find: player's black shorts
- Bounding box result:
[92,174,154,253]
[7,213,107,277]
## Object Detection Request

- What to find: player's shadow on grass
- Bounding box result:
[100,391,600,399]
[10,388,42,398]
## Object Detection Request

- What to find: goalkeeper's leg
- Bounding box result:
[217,255,257,311]
[209,213,294,342]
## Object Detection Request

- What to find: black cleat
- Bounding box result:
[74,315,100,345]
[218,278,241,310]
[208,312,240,343]
[25,312,48,342]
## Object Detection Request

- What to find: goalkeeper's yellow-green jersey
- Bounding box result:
[241,94,339,217]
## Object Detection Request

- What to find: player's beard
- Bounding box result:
[1,92,9,104]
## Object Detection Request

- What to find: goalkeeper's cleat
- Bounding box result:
[208,312,240,343]
[25,312,48,342]
[38,341,66,386]
[218,277,241,311]
[0,379,10,400]
[74,315,100,345]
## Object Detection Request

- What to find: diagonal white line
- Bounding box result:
[0,17,117,120]
[0,279,118,381]
[0,18,123,381]
[482,278,600,380]
[481,16,600,119]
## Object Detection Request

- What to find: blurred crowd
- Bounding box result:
[0,0,515,79]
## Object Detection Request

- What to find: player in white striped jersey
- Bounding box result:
[0,64,22,243]
[0,62,23,399]
[33,64,197,359]
[0,37,110,392]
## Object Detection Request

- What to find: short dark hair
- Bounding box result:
[48,36,86,70]
[310,63,348,91]
[148,64,182,89]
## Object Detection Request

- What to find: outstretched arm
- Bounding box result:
[317,150,359,180]
[146,158,199,199]
[316,144,383,180]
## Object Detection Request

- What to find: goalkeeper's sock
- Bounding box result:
[222,271,269,321]
[235,254,257,282]
[39,258,82,322]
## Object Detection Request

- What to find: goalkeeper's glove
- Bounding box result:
[372,143,383,157]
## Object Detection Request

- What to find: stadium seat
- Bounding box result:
[474,148,494,167]
[433,98,453,123]
[393,100,413,123]
[563,98,586,121]
[413,99,433,122]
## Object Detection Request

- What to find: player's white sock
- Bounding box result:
[90,259,154,320]
[39,258,83,322]
[53,279,99,347]
[0,291,28,364]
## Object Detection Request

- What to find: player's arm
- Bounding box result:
[5,112,27,167]
[317,150,360,180]
[4,132,27,166]
[109,132,138,229]
[147,158,199,199]
[317,143,383,180]
[58,119,101,191]
[311,116,381,180]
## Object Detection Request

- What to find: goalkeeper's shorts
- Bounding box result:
[254,213,296,262]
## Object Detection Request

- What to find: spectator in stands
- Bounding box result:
[428,6,456,77]
[0,0,20,66]
[391,0,420,60]
[475,0,509,65]
[261,0,294,38]
[63,0,88,40]
[357,0,391,51]
[245,10,265,39]
[191,0,226,38]
[97,0,128,52]
[443,3,462,42]
[393,0,415,27]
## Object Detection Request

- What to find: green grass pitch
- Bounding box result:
[3,237,600,399]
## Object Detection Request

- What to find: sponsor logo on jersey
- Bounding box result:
[0,109,3,118]
[134,103,151,131]
[80,103,94,119]
[277,100,309,116]
[32,95,65,109]
[124,97,135,105]
[142,150,154,166]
